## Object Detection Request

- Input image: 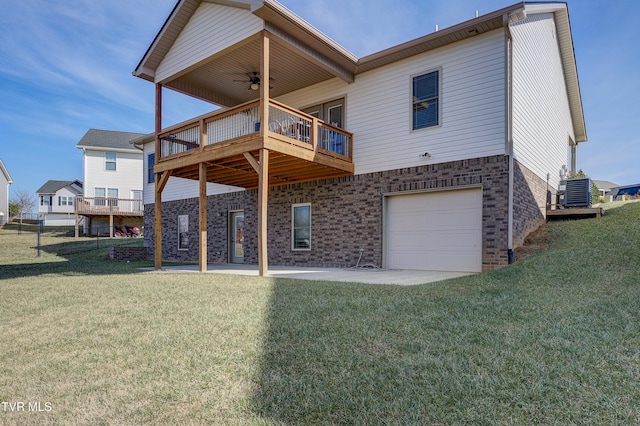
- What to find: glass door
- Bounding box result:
[229,211,244,263]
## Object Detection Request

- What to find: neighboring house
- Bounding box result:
[132,1,587,275]
[36,180,83,226]
[76,129,145,236]
[592,180,619,201]
[610,183,640,200]
[0,157,13,225]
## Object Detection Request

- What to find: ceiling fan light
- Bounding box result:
[250,83,260,90]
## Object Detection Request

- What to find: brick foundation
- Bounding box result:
[145,155,515,271]
[109,246,149,261]
[512,161,552,248]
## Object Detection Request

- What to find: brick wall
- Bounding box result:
[109,246,148,261]
[145,154,511,271]
[512,161,551,248]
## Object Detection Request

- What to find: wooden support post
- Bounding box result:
[199,162,207,272]
[257,31,270,277]
[154,184,162,270]
[74,212,78,239]
[198,117,208,272]
[258,148,269,276]
[109,214,114,238]
[259,31,270,138]
[154,83,163,270]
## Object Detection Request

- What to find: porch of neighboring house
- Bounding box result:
[75,196,144,237]
[139,27,358,276]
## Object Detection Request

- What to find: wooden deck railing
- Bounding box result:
[75,197,144,215]
[157,99,353,161]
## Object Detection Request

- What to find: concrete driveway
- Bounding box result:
[152,264,475,286]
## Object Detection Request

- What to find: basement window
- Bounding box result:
[178,215,189,250]
[292,203,311,250]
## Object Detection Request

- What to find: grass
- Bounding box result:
[1,201,639,424]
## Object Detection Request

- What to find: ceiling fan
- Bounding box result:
[233,72,273,90]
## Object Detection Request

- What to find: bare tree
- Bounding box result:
[10,188,37,224]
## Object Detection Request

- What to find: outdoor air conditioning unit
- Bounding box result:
[560,178,591,208]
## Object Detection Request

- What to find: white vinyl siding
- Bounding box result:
[278,30,507,175]
[83,149,143,205]
[41,213,77,227]
[156,3,264,83]
[142,144,243,205]
[511,13,574,190]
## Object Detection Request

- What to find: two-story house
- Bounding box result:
[75,129,145,237]
[132,1,587,275]
[0,157,13,225]
[36,180,83,226]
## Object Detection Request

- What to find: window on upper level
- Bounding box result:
[105,152,117,171]
[412,70,440,130]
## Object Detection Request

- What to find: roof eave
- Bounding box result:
[357,2,526,73]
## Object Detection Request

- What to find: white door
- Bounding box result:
[386,188,482,272]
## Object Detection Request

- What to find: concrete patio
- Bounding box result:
[149,264,475,286]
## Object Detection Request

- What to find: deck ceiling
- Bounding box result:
[167,148,353,189]
[164,34,345,108]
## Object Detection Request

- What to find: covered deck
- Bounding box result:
[154,98,353,188]
[134,0,362,276]
[75,196,144,238]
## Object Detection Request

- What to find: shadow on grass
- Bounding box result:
[249,280,469,424]
[0,235,151,280]
[249,202,640,424]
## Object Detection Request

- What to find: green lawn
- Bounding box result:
[1,202,639,425]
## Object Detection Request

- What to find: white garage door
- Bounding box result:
[386,188,482,272]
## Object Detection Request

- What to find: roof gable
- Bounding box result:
[76,129,145,151]
[36,180,83,195]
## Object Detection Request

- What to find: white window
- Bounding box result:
[178,215,189,250]
[107,188,119,207]
[41,196,51,206]
[105,152,117,171]
[292,203,311,250]
[412,70,440,130]
[95,187,106,206]
[59,196,72,206]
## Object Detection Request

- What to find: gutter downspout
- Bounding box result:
[504,13,515,264]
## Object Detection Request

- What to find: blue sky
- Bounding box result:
[1,0,638,202]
